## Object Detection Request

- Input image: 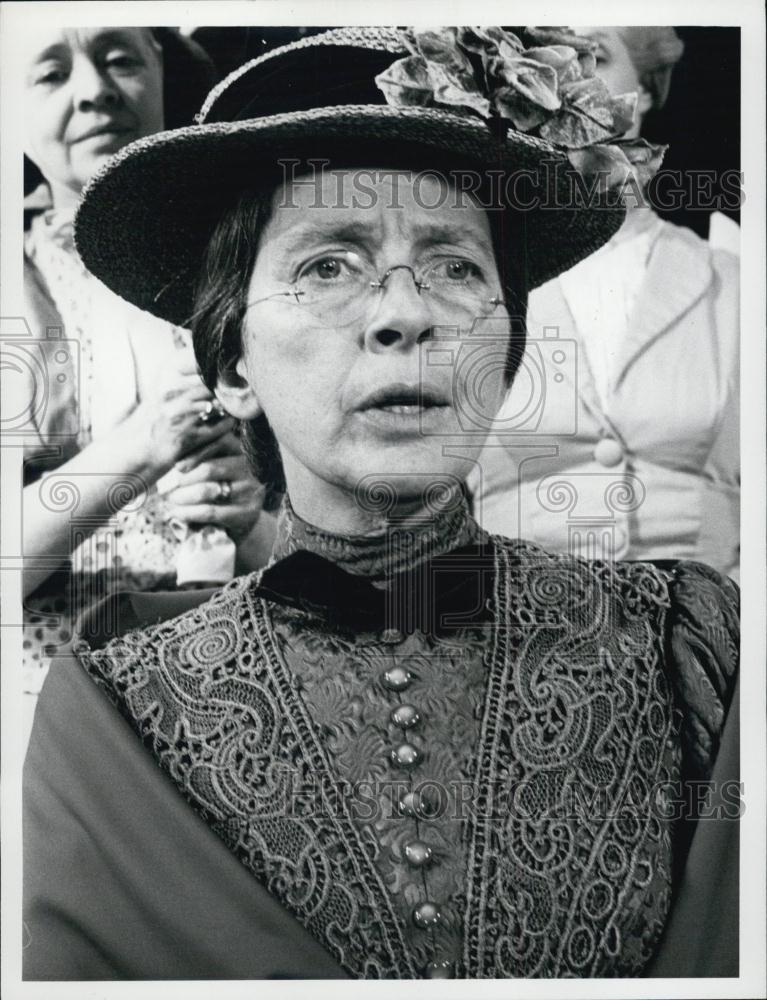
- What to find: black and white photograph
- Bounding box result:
[0,1,764,996]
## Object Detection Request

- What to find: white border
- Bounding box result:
[1,2,765,999]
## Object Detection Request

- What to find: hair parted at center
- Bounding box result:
[189,168,529,505]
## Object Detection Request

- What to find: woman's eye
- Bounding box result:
[36,66,67,85]
[432,259,484,282]
[105,52,142,71]
[314,258,344,280]
[301,254,360,282]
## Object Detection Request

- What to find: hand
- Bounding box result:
[158,434,266,543]
[122,361,235,480]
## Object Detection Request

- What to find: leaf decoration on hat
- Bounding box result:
[567,139,668,192]
[566,138,668,193]
[537,77,637,147]
[375,55,435,108]
[392,27,493,116]
[375,26,666,195]
[617,138,668,186]
[521,26,597,76]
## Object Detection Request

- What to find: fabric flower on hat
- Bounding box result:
[374,26,666,197]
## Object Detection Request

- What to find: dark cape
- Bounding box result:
[24,552,739,980]
[24,639,346,979]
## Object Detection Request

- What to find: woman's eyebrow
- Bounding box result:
[410,222,495,257]
[90,30,140,48]
[274,220,378,256]
[271,218,494,260]
[31,43,68,64]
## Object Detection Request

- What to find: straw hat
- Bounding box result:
[75,27,631,325]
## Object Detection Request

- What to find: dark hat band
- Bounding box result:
[204,44,399,123]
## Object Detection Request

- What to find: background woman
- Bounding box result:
[21,26,274,737]
[471,27,740,579]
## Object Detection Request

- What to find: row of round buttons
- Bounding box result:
[382,656,452,978]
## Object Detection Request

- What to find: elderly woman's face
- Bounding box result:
[23,27,164,201]
[236,170,510,512]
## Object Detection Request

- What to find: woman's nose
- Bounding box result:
[363,267,433,353]
[71,58,120,112]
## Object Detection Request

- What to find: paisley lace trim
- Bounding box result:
[245,584,418,977]
[463,542,678,977]
[78,573,416,978]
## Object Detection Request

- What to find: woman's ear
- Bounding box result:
[215,356,262,420]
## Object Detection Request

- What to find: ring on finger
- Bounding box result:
[215,479,233,504]
[197,400,226,425]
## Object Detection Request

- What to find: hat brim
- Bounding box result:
[75,104,624,326]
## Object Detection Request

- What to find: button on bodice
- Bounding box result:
[424,959,454,978]
[404,841,433,867]
[413,901,441,928]
[390,703,421,729]
[398,788,440,818]
[382,666,412,692]
[391,743,421,768]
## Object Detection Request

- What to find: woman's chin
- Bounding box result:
[337,443,475,501]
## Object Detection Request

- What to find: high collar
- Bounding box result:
[272,490,479,582]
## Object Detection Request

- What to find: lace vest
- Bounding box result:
[76,534,737,978]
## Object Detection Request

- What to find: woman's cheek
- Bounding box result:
[26,98,65,169]
[129,81,165,135]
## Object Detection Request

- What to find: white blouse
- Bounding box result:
[471,213,740,579]
[555,209,664,408]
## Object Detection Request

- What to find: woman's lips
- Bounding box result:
[355,385,451,434]
[356,405,449,434]
[73,124,134,144]
[356,382,448,410]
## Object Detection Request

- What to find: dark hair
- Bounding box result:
[190,172,529,506]
[191,188,285,508]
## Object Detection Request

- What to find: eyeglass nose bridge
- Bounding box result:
[369,264,431,295]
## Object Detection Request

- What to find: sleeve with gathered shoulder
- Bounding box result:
[664,559,739,783]
[646,560,740,978]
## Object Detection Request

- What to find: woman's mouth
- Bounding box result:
[377,403,428,414]
[355,384,450,433]
[73,123,135,144]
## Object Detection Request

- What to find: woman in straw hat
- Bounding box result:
[24,27,738,980]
